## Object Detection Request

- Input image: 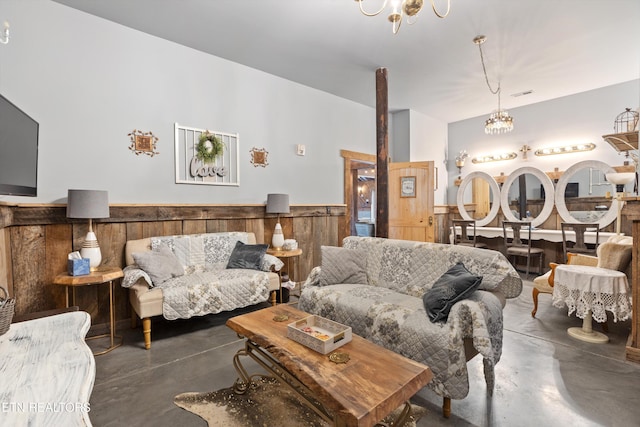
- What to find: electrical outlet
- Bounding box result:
[296,144,306,156]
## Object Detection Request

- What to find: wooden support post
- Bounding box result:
[376,67,389,238]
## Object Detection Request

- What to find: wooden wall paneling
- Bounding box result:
[183,220,206,235]
[264,217,276,246]
[206,220,228,233]
[125,222,144,241]
[11,225,47,315]
[162,220,183,236]
[245,219,265,244]
[100,222,129,323]
[293,216,314,281]
[279,217,293,244]
[227,219,247,232]
[142,221,164,238]
[44,224,72,310]
[71,223,99,322]
[1,203,346,329]
[626,219,640,363]
[0,228,12,296]
[0,205,11,229]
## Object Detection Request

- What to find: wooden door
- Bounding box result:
[388,161,435,242]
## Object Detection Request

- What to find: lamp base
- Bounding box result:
[81,231,102,271]
[272,223,285,250]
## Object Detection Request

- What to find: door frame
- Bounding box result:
[341,150,376,238]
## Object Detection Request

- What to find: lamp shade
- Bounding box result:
[67,189,110,219]
[266,194,290,214]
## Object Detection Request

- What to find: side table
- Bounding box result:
[552,264,632,344]
[266,248,303,301]
[53,266,124,355]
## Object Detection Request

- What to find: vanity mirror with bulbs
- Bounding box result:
[453,161,630,262]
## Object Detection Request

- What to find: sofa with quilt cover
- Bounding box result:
[122,231,282,349]
[298,236,522,417]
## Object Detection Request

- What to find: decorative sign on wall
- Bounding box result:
[174,123,240,186]
[250,147,269,167]
[128,129,159,157]
[400,176,416,198]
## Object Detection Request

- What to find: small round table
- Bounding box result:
[552,264,632,344]
[53,266,124,355]
[266,248,303,301]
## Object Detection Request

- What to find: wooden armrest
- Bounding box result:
[548,263,559,287]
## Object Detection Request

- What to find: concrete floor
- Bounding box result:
[89,277,640,427]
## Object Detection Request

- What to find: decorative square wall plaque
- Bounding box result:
[250,147,269,167]
[128,129,159,157]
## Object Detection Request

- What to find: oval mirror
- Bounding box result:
[457,171,500,227]
[555,160,618,228]
[500,166,555,228]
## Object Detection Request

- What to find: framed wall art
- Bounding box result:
[400,176,416,198]
[174,123,240,186]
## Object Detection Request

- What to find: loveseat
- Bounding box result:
[298,236,522,417]
[123,231,282,349]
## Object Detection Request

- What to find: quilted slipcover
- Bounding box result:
[122,232,280,320]
[298,236,522,401]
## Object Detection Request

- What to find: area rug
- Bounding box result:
[174,378,428,426]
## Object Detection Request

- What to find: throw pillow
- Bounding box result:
[226,241,268,270]
[597,242,632,271]
[132,245,184,286]
[422,262,482,323]
[319,246,367,286]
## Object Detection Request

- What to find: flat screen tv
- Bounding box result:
[0,94,39,197]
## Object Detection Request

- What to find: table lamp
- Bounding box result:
[266,193,289,250]
[605,172,635,235]
[67,189,110,270]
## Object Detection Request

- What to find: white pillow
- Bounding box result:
[132,245,184,285]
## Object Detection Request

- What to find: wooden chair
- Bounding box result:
[560,222,599,263]
[502,221,544,278]
[451,219,487,248]
[531,254,595,317]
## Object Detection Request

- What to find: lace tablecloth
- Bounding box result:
[552,264,632,323]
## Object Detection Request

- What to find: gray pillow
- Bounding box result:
[226,241,268,270]
[132,245,184,286]
[423,262,482,323]
[319,246,367,286]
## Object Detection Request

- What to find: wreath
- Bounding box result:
[196,132,224,163]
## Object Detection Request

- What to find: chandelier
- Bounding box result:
[356,0,451,34]
[473,35,514,135]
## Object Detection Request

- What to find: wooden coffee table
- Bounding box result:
[226,305,433,427]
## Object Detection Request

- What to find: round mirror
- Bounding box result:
[457,171,500,227]
[555,160,618,228]
[500,166,555,228]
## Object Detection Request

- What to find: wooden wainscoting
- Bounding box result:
[0,203,345,330]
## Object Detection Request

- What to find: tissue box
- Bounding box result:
[68,258,90,276]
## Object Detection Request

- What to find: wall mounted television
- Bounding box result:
[0,94,39,197]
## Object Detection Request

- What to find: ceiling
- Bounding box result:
[54,0,640,123]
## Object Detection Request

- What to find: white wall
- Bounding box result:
[0,0,376,204]
[407,110,448,206]
[447,80,640,204]
[390,110,410,163]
